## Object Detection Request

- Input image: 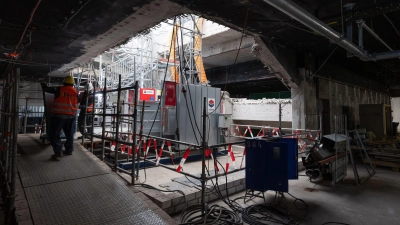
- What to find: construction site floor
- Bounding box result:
[15,134,176,225]
[168,165,400,225]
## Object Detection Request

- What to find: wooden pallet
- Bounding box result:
[368,137,398,149]
[364,158,400,172]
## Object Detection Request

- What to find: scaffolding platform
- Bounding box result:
[15,134,176,225]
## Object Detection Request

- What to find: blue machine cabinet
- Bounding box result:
[245,138,298,193]
[279,138,298,180]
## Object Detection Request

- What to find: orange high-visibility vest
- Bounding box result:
[79,92,93,113]
[52,86,78,116]
[87,100,93,113]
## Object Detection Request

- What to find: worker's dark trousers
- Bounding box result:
[78,111,93,135]
[49,116,76,155]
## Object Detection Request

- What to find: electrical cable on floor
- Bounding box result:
[179,204,242,225]
[177,155,243,224]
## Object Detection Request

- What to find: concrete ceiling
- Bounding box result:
[1,0,400,91]
[202,29,257,69]
[203,47,257,69]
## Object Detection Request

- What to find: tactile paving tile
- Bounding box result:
[24,174,167,225]
[18,143,110,187]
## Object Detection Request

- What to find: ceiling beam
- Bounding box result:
[323,0,400,24]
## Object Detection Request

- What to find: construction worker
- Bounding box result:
[42,75,78,160]
[78,83,94,138]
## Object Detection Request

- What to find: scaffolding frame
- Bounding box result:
[0,68,20,224]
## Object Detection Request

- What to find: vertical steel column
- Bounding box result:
[136,100,145,180]
[9,68,20,222]
[24,97,28,134]
[131,81,139,185]
[101,78,107,161]
[114,75,122,170]
[99,54,103,87]
[319,112,323,139]
[90,89,95,153]
[4,71,13,190]
[334,115,338,184]
[201,97,206,209]
[133,57,136,87]
[82,84,89,146]
[279,103,282,137]
[357,20,364,49]
[0,71,10,203]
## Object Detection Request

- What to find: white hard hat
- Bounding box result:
[85,83,94,91]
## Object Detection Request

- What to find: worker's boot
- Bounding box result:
[62,150,73,156]
[51,153,63,161]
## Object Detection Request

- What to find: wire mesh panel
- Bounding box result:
[332,115,348,183]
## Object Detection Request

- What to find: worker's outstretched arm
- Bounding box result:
[41,83,60,98]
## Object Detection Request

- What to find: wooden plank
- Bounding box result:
[364,158,400,172]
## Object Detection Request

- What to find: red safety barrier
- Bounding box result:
[142,140,147,157]
[240,147,246,169]
[225,144,236,173]
[156,140,166,166]
[205,148,219,172]
[257,126,265,137]
[167,141,175,165]
[110,142,116,151]
[176,147,191,172]
[121,144,126,153]
[233,125,240,136]
[242,126,254,138]
[144,139,152,160]
[272,128,280,136]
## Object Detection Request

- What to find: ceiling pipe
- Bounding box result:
[357,20,393,51]
[261,0,400,61]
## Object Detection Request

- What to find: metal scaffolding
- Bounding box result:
[0,68,20,224]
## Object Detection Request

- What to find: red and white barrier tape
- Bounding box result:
[239,147,246,169]
[121,144,126,153]
[176,147,191,172]
[205,148,219,173]
[233,125,240,136]
[225,144,236,173]
[144,139,152,160]
[110,141,116,151]
[257,126,265,137]
[167,141,175,165]
[242,126,254,138]
[156,139,166,166]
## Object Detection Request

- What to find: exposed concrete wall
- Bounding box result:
[292,67,390,133]
[291,68,318,131]
[319,78,390,131]
[232,98,292,122]
[391,98,400,127]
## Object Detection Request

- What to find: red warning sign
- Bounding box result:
[165,81,176,106]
